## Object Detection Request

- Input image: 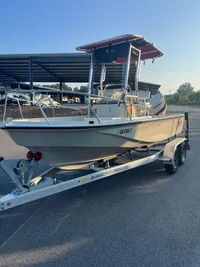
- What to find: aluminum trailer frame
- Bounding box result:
[0,136,188,211]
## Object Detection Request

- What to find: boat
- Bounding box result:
[0,34,184,168]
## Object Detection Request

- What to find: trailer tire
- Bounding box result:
[178,142,186,165]
[165,149,179,174]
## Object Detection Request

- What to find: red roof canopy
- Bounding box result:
[76,34,163,62]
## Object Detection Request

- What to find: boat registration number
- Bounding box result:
[117,128,132,135]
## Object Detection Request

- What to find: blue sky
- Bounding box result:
[1,0,200,93]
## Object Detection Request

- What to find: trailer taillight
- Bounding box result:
[26,151,42,161]
[26,151,34,160]
[34,152,43,161]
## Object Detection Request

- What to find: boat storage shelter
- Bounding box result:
[0,52,160,93]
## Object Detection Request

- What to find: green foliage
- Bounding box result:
[63,84,72,91]
[42,83,72,91]
[73,87,79,92]
[41,83,88,92]
[166,83,200,105]
[177,82,194,96]
[79,85,88,92]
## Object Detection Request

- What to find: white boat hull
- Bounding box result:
[2,114,185,168]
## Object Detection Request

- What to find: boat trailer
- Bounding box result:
[0,112,190,211]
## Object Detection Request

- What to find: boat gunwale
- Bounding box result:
[0,113,184,130]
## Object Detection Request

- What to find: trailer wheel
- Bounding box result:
[165,149,179,174]
[178,142,186,165]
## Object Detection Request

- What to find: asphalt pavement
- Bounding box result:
[0,106,200,267]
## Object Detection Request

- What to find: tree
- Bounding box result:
[173,93,181,104]
[165,94,175,104]
[42,83,60,89]
[177,82,194,96]
[188,91,197,104]
[165,85,200,106]
[73,87,79,92]
[62,84,72,91]
[41,83,72,91]
[79,85,88,93]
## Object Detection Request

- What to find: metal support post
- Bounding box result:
[60,81,63,105]
[29,57,33,104]
[88,52,94,118]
